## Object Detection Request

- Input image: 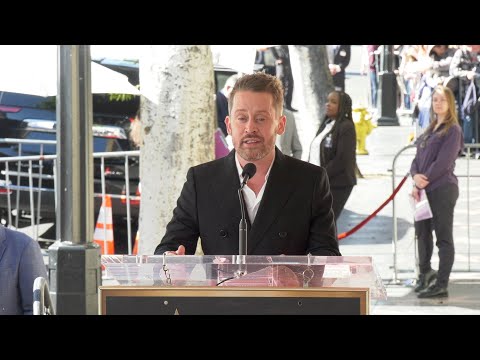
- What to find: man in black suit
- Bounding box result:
[271,45,297,112]
[216,74,239,136]
[327,45,351,92]
[155,72,339,256]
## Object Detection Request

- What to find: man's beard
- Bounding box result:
[236,135,274,161]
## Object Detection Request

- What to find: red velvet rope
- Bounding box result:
[338,173,409,240]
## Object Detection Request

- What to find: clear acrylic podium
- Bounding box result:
[99,255,386,315]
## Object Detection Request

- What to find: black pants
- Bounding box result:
[330,186,354,222]
[333,73,346,92]
[415,183,459,288]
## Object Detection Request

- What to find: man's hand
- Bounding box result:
[164,245,186,256]
[329,63,338,75]
[413,174,429,189]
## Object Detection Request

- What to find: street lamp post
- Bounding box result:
[377,45,399,126]
[48,45,101,315]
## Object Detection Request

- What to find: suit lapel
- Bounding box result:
[211,151,243,227]
[334,45,340,57]
[248,149,295,253]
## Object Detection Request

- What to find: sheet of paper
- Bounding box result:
[323,264,351,278]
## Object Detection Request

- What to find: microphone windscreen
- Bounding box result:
[241,163,257,180]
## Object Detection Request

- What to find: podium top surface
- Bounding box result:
[101,255,386,300]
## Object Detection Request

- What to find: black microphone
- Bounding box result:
[240,163,257,189]
[237,163,256,276]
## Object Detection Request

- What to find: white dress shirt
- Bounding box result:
[235,154,274,224]
[309,119,335,166]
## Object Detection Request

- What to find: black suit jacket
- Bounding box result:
[332,45,351,88]
[155,148,340,256]
[317,118,357,188]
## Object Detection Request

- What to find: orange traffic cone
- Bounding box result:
[94,195,115,254]
[132,231,139,255]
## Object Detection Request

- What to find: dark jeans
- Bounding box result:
[415,183,459,288]
[330,186,354,222]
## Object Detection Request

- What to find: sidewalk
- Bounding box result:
[337,114,480,314]
[372,273,480,314]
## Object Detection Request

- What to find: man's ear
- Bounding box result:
[277,115,286,135]
[225,116,232,135]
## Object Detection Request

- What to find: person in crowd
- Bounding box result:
[449,45,480,145]
[424,45,455,88]
[276,107,302,159]
[0,225,48,315]
[410,85,463,298]
[327,45,351,92]
[362,45,380,109]
[155,72,339,257]
[254,48,276,76]
[271,45,297,112]
[216,74,240,137]
[399,45,424,113]
[449,45,480,84]
[309,91,357,221]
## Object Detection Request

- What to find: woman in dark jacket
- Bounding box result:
[309,91,357,221]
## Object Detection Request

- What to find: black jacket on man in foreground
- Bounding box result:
[155,147,339,256]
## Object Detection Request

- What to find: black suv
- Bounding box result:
[0,89,140,251]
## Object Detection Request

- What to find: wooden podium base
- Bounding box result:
[99,286,369,315]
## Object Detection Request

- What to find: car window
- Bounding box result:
[215,70,238,92]
[0,91,139,119]
[92,94,139,117]
[0,92,55,109]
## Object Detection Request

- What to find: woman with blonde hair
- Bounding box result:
[410,85,463,298]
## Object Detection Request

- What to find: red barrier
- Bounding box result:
[338,174,409,240]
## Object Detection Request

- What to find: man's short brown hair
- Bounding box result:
[228,72,284,117]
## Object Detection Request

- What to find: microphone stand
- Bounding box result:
[236,181,248,277]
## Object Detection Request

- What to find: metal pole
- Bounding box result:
[391,144,415,283]
[467,147,471,271]
[392,153,398,283]
[124,155,132,254]
[48,45,101,315]
[377,45,399,126]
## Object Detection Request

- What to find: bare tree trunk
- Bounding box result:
[289,45,334,161]
[138,45,215,255]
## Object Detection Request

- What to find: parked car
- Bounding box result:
[0,59,238,253]
[0,88,140,252]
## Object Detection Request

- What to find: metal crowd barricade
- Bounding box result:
[0,138,56,234]
[93,150,140,254]
[33,276,55,315]
[391,144,416,283]
[0,138,140,253]
[391,143,480,281]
